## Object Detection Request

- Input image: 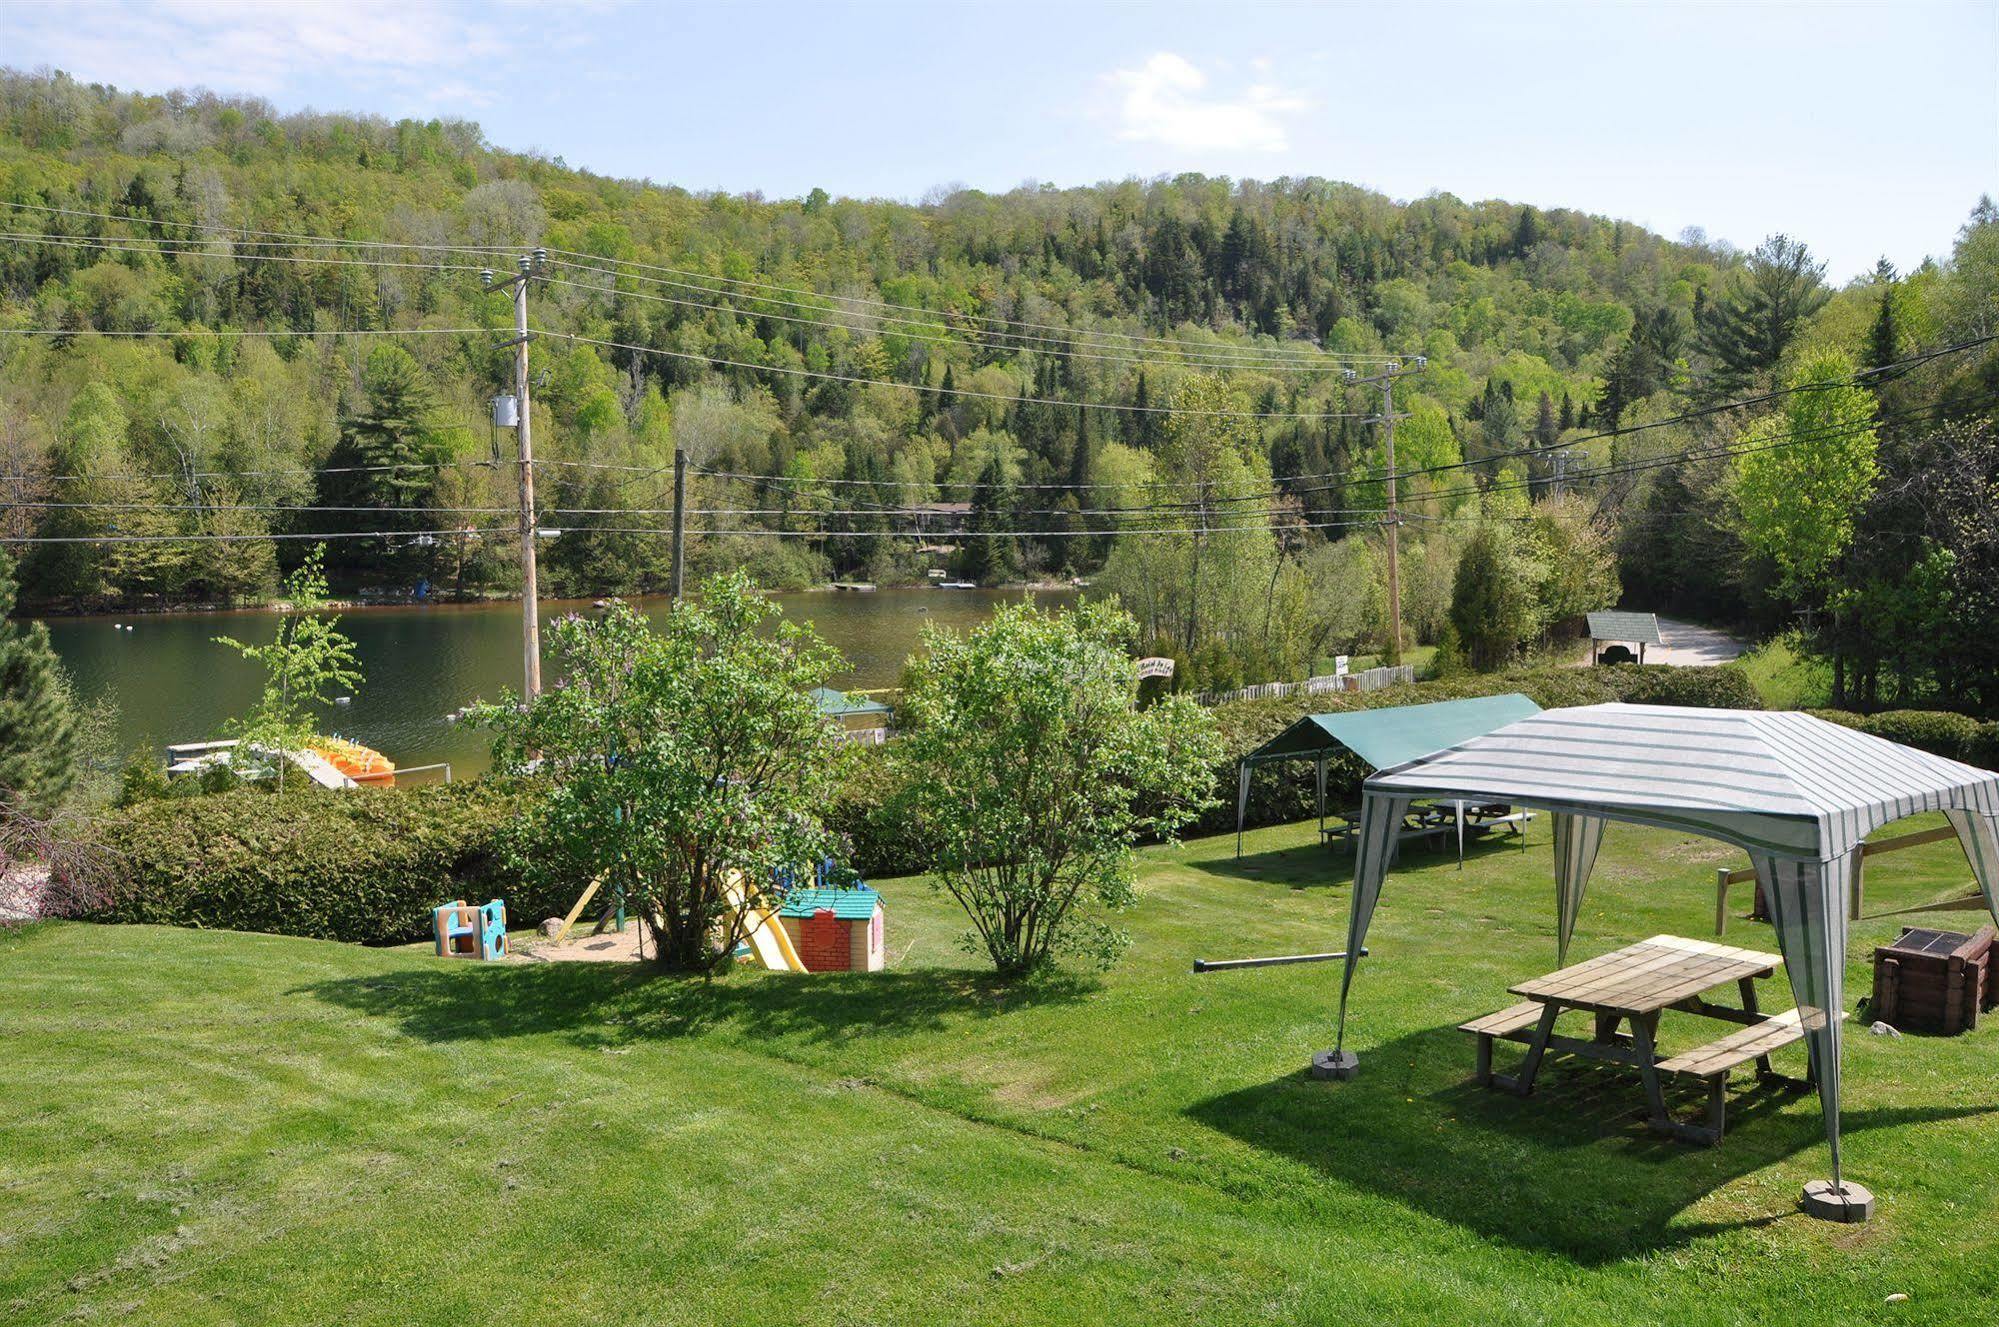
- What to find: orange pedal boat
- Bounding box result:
[309,736,397,787]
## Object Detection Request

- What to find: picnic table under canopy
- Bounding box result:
[1233,692,1543,856]
[1329,702,1999,1219]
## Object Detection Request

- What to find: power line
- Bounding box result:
[1,201,512,256]
[0,326,489,339]
[537,268,1367,376]
[543,256,1393,372]
[2,203,1399,367]
[1340,333,1997,488]
[548,330,1371,420]
[0,231,488,274]
[0,515,1380,546]
[535,245,1403,361]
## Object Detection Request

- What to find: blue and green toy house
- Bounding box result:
[777,885,885,972]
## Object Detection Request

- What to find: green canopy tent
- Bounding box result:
[810,687,891,720]
[1234,693,1544,858]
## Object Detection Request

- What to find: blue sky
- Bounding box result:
[6,0,1995,282]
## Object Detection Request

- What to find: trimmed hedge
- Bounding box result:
[95,781,568,946]
[830,663,1765,873]
[1806,708,1999,769]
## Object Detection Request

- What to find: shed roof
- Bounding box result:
[1585,610,1663,645]
[1245,693,1543,772]
[777,886,882,920]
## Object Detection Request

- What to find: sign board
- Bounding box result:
[1334,655,1350,678]
[1135,656,1176,681]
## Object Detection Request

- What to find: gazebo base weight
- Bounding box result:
[1311,1049,1359,1080]
[1801,1179,1875,1222]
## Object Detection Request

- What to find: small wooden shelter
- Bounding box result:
[1586,610,1663,665]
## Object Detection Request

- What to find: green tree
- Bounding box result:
[894,599,1222,976]
[22,384,133,607]
[1865,268,1901,374]
[1449,522,1543,671]
[1522,495,1620,629]
[1696,235,1831,399]
[475,575,848,970]
[0,548,82,811]
[1734,346,1879,598]
[213,546,363,794]
[319,346,456,581]
[961,449,1020,586]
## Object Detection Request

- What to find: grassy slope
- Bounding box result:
[1737,637,1835,710]
[3,818,1995,1326]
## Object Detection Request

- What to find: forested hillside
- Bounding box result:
[2,69,1995,708]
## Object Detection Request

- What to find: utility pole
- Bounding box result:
[483,249,548,695]
[670,447,687,601]
[1549,447,1574,500]
[1348,358,1424,667]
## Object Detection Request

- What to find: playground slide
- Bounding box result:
[722,874,809,972]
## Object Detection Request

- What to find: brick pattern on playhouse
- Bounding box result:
[800,909,852,972]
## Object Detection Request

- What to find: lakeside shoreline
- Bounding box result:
[20,580,1084,622]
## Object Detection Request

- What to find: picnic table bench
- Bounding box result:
[1319,802,1534,852]
[1458,934,1821,1145]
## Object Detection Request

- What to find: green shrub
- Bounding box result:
[1855,710,1985,764]
[832,663,1782,873]
[827,750,927,880]
[1976,722,1999,771]
[1611,665,1762,709]
[95,781,568,945]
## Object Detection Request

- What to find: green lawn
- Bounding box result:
[4,817,1996,1325]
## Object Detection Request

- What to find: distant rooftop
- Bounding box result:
[1586,610,1663,645]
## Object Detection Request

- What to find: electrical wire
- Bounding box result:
[542,256,1393,373]
[536,268,1371,376]
[546,330,1371,420]
[3,202,1401,367]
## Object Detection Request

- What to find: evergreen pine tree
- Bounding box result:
[1534,391,1560,449]
[1866,276,1901,374]
[0,548,80,811]
[1558,393,1575,431]
[962,451,1020,586]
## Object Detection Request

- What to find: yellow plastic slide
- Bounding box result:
[722,873,809,972]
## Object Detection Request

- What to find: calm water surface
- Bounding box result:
[39,588,1074,779]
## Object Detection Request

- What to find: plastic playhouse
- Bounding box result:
[776,882,885,972]
[434,899,507,960]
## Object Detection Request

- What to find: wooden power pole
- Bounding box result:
[670,447,687,601]
[1350,358,1425,667]
[485,250,548,695]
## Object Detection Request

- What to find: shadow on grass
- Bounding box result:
[1187,1025,1996,1264]
[294,960,1097,1051]
[1193,829,1535,890]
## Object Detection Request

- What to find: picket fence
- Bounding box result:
[1194,664,1415,708]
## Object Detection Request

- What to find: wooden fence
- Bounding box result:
[1195,664,1415,708]
[1712,824,1977,934]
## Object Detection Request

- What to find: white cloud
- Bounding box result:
[1104,52,1308,154]
[0,1,612,109]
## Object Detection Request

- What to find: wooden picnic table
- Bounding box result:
[1317,802,1534,854]
[1462,934,1807,1145]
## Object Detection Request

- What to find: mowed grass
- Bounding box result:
[4,816,1997,1325]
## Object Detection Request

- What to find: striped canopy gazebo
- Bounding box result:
[1331,703,1999,1216]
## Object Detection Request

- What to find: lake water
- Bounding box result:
[38,588,1074,780]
